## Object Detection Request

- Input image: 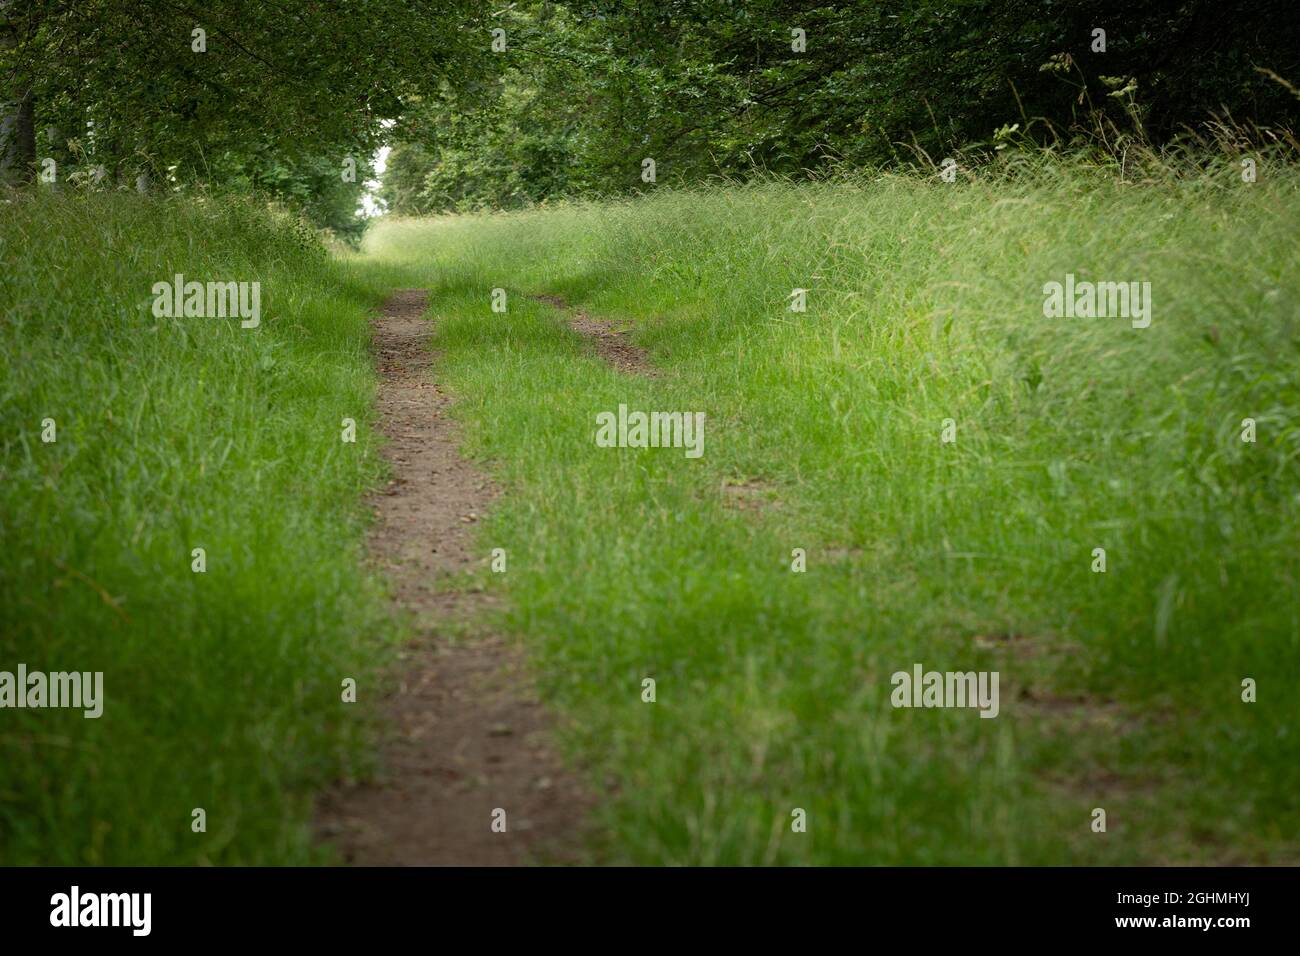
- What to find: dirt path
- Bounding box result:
[532,293,655,375]
[316,289,585,866]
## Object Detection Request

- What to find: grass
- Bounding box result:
[0,193,409,864]
[3,151,1297,865]
[364,156,1300,864]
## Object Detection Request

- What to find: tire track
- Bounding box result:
[532,293,656,376]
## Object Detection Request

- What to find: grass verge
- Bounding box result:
[0,193,408,864]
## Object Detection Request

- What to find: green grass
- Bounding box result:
[364,158,1300,864]
[0,193,410,864]
[3,154,1297,866]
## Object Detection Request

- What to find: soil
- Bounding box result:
[315,289,587,866]
[532,293,655,375]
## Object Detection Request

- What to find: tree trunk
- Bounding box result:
[0,0,36,185]
[0,89,35,183]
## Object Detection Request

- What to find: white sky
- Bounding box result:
[358,144,391,218]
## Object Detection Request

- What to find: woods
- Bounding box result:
[4,2,1299,223]
[381,0,1300,212]
[2,0,484,231]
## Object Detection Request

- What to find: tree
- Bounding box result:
[0,0,37,183]
[2,0,489,224]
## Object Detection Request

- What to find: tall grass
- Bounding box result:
[0,194,406,864]
[367,153,1300,864]
[3,149,1295,866]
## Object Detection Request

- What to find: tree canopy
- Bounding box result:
[5,1,1298,226]
[2,0,486,232]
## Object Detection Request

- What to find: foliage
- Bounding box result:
[2,0,487,229]
[384,0,1300,212]
[9,2,1298,221]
